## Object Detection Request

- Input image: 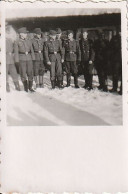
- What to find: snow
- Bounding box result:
[7,72,122,126]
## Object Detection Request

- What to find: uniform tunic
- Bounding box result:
[44,38,64,81]
[14,38,35,81]
[32,38,45,76]
[6,38,18,82]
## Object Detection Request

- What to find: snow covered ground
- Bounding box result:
[7,72,122,126]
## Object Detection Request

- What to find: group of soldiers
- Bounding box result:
[6,25,122,95]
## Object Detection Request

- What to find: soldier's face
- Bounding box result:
[83,32,88,39]
[68,33,73,40]
[20,33,27,39]
[36,34,41,39]
[50,35,56,40]
[56,33,61,39]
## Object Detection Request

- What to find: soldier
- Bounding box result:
[32,28,45,88]
[79,29,95,90]
[94,30,109,92]
[44,30,64,89]
[6,25,20,92]
[109,29,122,94]
[63,30,81,88]
[14,27,35,92]
[56,28,65,86]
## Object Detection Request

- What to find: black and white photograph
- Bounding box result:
[5,7,122,126]
[1,1,128,193]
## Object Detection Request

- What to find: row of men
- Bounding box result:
[6,26,122,94]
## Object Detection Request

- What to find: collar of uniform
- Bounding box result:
[20,38,26,41]
[68,38,74,42]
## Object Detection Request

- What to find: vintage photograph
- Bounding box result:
[5,7,122,126]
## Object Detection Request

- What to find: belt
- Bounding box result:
[19,51,31,55]
[34,51,42,53]
[49,51,60,54]
[66,51,76,54]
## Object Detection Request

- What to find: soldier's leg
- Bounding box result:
[19,61,28,92]
[27,60,35,92]
[71,62,79,88]
[65,62,71,87]
[113,62,120,92]
[39,60,45,88]
[50,62,56,89]
[33,61,40,88]
[56,61,63,88]
[6,63,10,92]
[88,63,93,90]
[9,64,20,91]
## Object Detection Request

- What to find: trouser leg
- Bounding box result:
[6,63,10,92]
[50,62,56,89]
[65,62,71,87]
[19,61,28,92]
[71,61,79,88]
[39,61,45,88]
[9,64,20,91]
[27,61,35,92]
[56,61,63,88]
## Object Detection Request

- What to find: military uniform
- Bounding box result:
[32,28,45,88]
[94,33,109,91]
[14,27,35,92]
[109,34,122,93]
[6,38,20,92]
[80,38,95,89]
[55,28,65,86]
[63,30,81,88]
[44,30,64,89]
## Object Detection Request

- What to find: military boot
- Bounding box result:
[6,83,10,92]
[58,81,64,89]
[110,75,118,92]
[23,80,28,92]
[74,76,79,88]
[14,81,20,91]
[28,81,35,92]
[87,75,93,90]
[51,80,55,89]
[39,75,44,88]
[66,76,70,87]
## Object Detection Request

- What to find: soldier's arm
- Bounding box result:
[14,41,19,63]
[90,41,95,62]
[44,42,50,63]
[30,41,35,61]
[59,41,64,61]
[76,41,81,61]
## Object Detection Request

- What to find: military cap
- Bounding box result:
[67,30,74,35]
[18,27,28,34]
[82,28,88,33]
[56,28,62,34]
[33,28,42,34]
[49,30,56,35]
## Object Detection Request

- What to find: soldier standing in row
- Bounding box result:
[80,29,95,90]
[44,30,64,89]
[32,28,45,88]
[109,29,122,94]
[63,30,81,88]
[94,31,109,92]
[14,27,35,92]
[6,25,20,92]
[55,28,64,86]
